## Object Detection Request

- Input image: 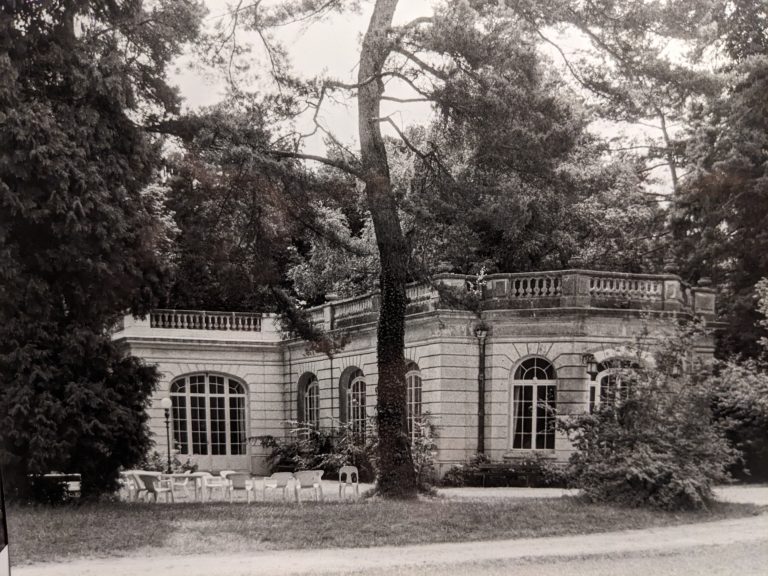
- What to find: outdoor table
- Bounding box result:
[164,472,209,501]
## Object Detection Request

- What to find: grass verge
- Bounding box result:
[7,497,763,566]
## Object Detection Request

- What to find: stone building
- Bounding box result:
[112,270,717,476]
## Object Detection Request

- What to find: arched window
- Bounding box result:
[339,368,366,440]
[347,370,367,437]
[510,357,557,451]
[297,373,320,428]
[406,363,422,442]
[589,359,640,412]
[170,374,247,456]
[304,380,320,428]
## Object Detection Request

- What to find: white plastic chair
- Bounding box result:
[201,472,227,501]
[139,473,174,503]
[125,471,150,501]
[118,472,138,501]
[262,472,296,502]
[338,466,359,499]
[171,471,192,499]
[294,470,324,502]
[226,473,254,504]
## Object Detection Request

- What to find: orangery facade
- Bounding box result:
[112,270,717,476]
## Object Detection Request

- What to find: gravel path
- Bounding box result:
[13,485,768,576]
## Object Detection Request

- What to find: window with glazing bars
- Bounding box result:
[406,366,422,442]
[170,374,247,456]
[511,357,557,450]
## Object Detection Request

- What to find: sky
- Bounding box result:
[171,0,672,190]
[173,1,437,153]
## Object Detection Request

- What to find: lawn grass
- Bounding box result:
[6,497,763,566]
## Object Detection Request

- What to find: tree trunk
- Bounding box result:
[358,0,417,498]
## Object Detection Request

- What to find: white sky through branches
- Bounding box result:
[174,0,436,154]
[172,0,674,193]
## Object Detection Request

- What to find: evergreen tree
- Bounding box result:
[0,0,203,497]
[672,4,768,358]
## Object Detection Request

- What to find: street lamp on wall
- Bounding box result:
[475,324,489,455]
[582,353,598,378]
[160,397,173,474]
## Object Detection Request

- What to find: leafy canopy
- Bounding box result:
[0,0,203,497]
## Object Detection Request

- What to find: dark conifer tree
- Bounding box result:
[0,0,203,498]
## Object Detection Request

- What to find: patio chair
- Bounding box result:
[138,473,174,503]
[226,473,254,504]
[219,470,237,490]
[201,472,228,501]
[118,473,138,501]
[262,472,296,502]
[125,472,149,502]
[294,470,324,502]
[171,471,192,499]
[338,466,359,499]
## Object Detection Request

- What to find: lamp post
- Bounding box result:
[582,353,598,378]
[160,397,173,474]
[475,324,489,455]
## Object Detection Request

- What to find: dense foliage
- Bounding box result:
[707,281,768,480]
[710,360,768,481]
[0,0,202,498]
[564,329,738,510]
[673,51,768,358]
[259,415,439,490]
[259,421,379,484]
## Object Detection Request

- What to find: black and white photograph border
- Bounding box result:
[1,1,767,575]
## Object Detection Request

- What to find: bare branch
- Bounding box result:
[609,144,666,152]
[376,116,453,179]
[392,47,447,80]
[380,95,432,104]
[377,116,429,160]
[386,71,434,99]
[268,150,363,179]
[207,1,262,22]
[394,16,433,30]
[388,16,433,39]
[638,162,671,174]
[533,27,617,101]
[254,26,283,93]
[262,0,343,29]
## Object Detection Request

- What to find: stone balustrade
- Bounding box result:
[114,270,716,340]
[150,309,262,331]
[304,270,714,332]
[114,311,280,343]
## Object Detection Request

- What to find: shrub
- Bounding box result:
[440,465,466,487]
[137,451,166,473]
[135,451,198,475]
[411,415,440,490]
[27,476,71,505]
[562,326,738,510]
[438,453,567,488]
[259,414,440,488]
[709,359,768,481]
[259,421,377,482]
